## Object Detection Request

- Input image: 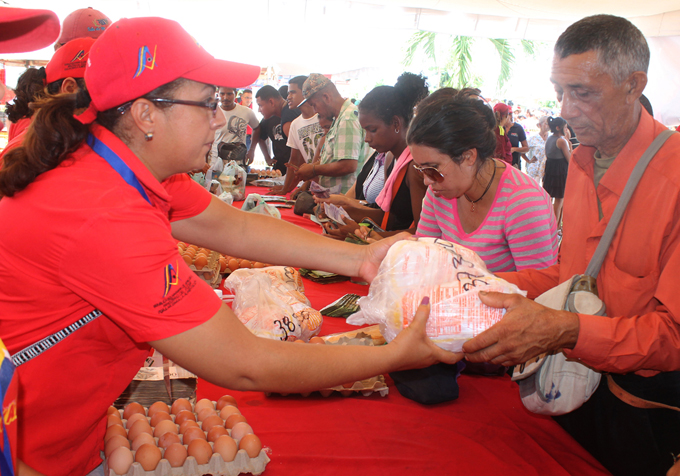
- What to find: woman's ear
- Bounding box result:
[462,149,478,167]
[128,99,157,138]
[60,77,79,94]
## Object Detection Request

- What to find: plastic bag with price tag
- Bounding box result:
[348,238,526,352]
[224,266,323,342]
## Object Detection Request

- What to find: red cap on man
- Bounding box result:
[55,7,110,50]
[46,37,95,84]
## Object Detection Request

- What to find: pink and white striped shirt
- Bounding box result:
[416,165,558,272]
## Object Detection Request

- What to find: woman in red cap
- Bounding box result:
[0,17,459,476]
[493,102,513,164]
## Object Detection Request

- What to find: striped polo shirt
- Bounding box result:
[416,165,558,272]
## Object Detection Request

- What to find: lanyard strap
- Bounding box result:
[87,133,152,205]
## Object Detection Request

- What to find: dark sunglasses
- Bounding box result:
[413,163,445,183]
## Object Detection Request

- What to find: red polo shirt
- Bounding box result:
[499,110,680,375]
[0,124,221,475]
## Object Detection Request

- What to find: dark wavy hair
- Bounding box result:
[5,67,47,123]
[548,116,567,136]
[359,73,429,127]
[0,79,187,197]
[407,88,496,171]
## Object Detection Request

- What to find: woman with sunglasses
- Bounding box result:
[409,88,559,273]
[0,18,460,476]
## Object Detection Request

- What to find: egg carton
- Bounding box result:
[105,448,270,476]
[266,374,389,398]
[189,251,221,289]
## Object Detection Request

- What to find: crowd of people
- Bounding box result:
[0,5,679,476]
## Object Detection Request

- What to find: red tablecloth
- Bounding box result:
[197,187,610,476]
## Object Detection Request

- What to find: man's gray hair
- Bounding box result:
[554,15,649,84]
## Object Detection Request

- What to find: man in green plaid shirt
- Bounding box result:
[295,74,370,194]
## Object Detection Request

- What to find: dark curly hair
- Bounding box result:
[407,88,496,171]
[359,72,429,127]
[5,67,47,123]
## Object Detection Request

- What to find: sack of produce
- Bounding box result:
[225,266,323,341]
[348,238,525,352]
[218,160,247,201]
[242,193,281,219]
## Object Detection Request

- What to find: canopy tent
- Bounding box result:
[2,0,679,124]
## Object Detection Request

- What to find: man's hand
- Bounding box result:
[296,163,316,181]
[462,291,580,367]
[246,149,255,165]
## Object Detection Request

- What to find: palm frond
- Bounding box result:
[451,35,474,89]
[403,31,438,67]
[520,39,537,58]
[490,38,515,93]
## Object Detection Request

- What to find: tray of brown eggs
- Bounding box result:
[265,335,389,398]
[104,396,269,476]
[177,243,221,289]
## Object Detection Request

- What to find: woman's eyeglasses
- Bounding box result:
[117,97,219,117]
[413,163,446,183]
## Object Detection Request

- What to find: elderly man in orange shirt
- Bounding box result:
[462,14,680,476]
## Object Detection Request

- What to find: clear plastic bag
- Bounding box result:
[225,266,323,341]
[348,238,525,352]
[218,191,234,205]
[242,193,281,219]
[218,160,247,201]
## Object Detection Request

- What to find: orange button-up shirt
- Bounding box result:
[499,110,680,375]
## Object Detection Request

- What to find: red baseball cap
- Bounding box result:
[56,7,110,47]
[80,17,260,124]
[493,103,511,115]
[46,37,95,84]
[0,6,60,53]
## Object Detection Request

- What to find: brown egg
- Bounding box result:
[174,409,196,426]
[123,402,145,420]
[153,419,179,438]
[225,413,247,429]
[207,425,229,442]
[216,395,238,410]
[309,336,325,344]
[107,413,123,428]
[194,398,214,414]
[187,439,212,465]
[182,254,193,266]
[170,398,192,415]
[125,412,147,429]
[213,435,238,463]
[157,431,181,450]
[218,405,241,421]
[150,410,172,427]
[135,443,162,471]
[227,259,239,272]
[107,406,119,416]
[104,434,130,458]
[164,442,188,468]
[199,248,210,255]
[187,245,199,252]
[239,434,262,458]
[230,422,253,444]
[219,258,228,273]
[179,419,200,434]
[108,446,134,475]
[201,415,224,433]
[194,255,208,269]
[240,259,252,269]
[294,339,306,344]
[203,271,213,279]
[104,424,127,442]
[131,432,155,451]
[342,382,355,388]
[147,401,170,418]
[197,407,217,422]
[127,419,153,442]
[182,426,207,446]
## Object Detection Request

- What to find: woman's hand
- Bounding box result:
[321,219,360,241]
[355,232,412,283]
[314,194,361,210]
[389,298,465,369]
[355,225,383,244]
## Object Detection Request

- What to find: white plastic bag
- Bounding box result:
[218,191,234,205]
[225,266,323,341]
[218,160,247,201]
[348,238,525,352]
[242,193,281,219]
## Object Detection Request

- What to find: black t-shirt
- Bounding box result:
[507,122,527,167]
[259,105,301,174]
